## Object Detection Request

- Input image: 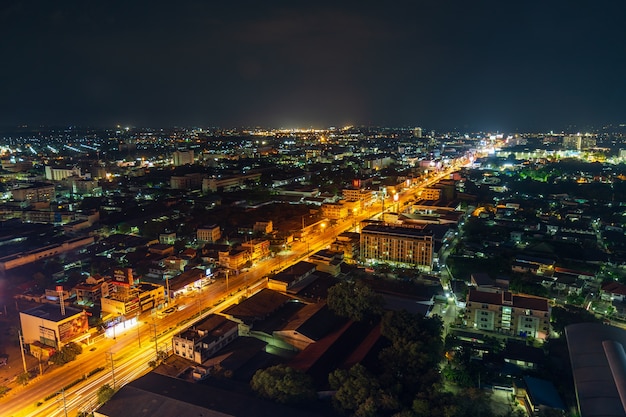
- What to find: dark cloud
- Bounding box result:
[0,0,625,130]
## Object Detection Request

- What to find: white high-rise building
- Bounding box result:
[172,150,194,166]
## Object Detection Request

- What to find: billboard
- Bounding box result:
[113,267,133,286]
[39,326,57,347]
[58,312,89,343]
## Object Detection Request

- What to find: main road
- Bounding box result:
[0,164,461,417]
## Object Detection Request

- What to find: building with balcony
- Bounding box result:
[466,289,550,340]
[360,224,433,270]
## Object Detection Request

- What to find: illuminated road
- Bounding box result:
[0,164,461,417]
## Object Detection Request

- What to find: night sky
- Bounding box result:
[1,0,625,131]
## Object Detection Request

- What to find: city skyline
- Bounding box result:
[1,0,625,132]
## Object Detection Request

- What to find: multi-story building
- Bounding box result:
[11,183,55,203]
[202,173,262,193]
[342,188,374,206]
[101,282,164,316]
[170,173,205,190]
[466,289,550,340]
[218,248,249,270]
[172,150,194,166]
[172,314,238,364]
[321,202,348,220]
[253,220,273,234]
[197,225,221,243]
[45,165,81,181]
[330,232,360,264]
[420,187,442,201]
[74,275,112,307]
[19,304,90,350]
[71,178,101,195]
[241,239,270,262]
[360,224,433,270]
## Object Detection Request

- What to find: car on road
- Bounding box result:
[157,306,177,318]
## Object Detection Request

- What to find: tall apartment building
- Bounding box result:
[360,224,433,270]
[45,165,81,181]
[172,150,194,166]
[466,289,550,340]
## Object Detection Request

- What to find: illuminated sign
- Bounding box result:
[113,267,133,286]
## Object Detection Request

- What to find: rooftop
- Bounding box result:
[21,303,84,322]
[95,372,325,417]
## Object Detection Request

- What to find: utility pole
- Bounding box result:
[136,314,141,348]
[18,330,27,374]
[107,351,116,389]
[150,322,158,358]
[59,388,68,417]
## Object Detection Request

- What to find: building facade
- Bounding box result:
[11,183,55,203]
[466,289,551,340]
[197,225,221,243]
[360,224,434,270]
[172,314,238,364]
[20,304,90,349]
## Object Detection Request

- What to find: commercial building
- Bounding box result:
[218,248,249,270]
[172,314,238,364]
[19,304,90,350]
[241,239,270,262]
[360,224,434,270]
[321,202,348,220]
[202,173,261,192]
[0,236,94,271]
[566,323,626,417]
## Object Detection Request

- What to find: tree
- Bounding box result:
[97,384,115,404]
[327,280,384,322]
[379,311,444,401]
[0,385,9,398]
[16,372,30,386]
[50,342,82,365]
[251,365,315,405]
[551,305,600,336]
[329,363,399,417]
